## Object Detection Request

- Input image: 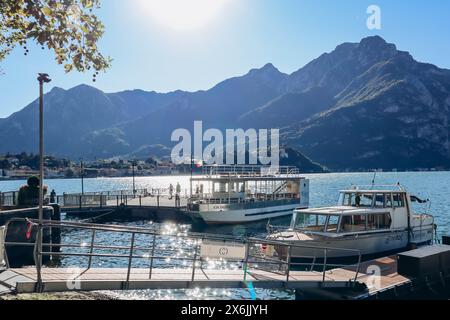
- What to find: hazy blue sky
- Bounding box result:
[1,0,450,117]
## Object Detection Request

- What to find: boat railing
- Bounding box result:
[202,165,301,178]
[345,184,406,192]
[188,192,299,205]
[2,218,363,290]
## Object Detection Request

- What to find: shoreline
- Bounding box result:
[1,170,450,184]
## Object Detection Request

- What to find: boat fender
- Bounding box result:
[25,221,35,240]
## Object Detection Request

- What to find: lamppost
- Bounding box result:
[80,158,84,195]
[37,73,51,286]
[37,73,51,222]
[132,160,136,197]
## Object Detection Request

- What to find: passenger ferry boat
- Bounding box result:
[186,165,310,224]
[266,185,435,259]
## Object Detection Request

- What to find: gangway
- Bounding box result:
[1,218,363,294]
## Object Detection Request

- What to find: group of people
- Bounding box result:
[168,182,182,207]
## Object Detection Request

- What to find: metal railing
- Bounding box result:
[2,218,363,291]
[67,188,149,197]
[56,193,186,210]
[189,192,299,204]
[57,194,108,208]
[202,165,301,177]
[0,191,18,207]
[0,226,5,268]
[1,189,151,208]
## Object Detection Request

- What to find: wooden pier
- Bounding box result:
[0,255,437,298]
[2,266,352,293]
[1,218,449,299]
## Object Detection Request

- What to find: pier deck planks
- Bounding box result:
[9,267,351,293]
[331,255,411,297]
[4,255,411,295]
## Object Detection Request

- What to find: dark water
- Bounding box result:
[2,172,449,299]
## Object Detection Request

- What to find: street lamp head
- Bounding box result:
[37,73,51,83]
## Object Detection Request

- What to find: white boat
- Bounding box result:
[266,185,435,260]
[186,165,309,224]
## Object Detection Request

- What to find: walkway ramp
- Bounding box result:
[8,267,354,293]
[5,256,411,295]
[1,218,364,294]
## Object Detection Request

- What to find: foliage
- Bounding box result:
[0,152,73,170]
[0,0,111,76]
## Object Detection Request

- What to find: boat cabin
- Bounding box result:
[189,166,308,205]
[289,186,422,235]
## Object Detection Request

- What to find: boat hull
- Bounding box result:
[188,202,304,224]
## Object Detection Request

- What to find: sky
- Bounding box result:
[1,0,450,118]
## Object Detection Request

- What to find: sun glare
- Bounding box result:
[140,0,231,31]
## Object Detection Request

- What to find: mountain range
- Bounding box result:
[1,35,449,171]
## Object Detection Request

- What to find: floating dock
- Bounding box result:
[1,253,448,299]
[1,218,449,299]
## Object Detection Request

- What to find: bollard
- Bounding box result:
[50,204,61,254]
[0,226,5,268]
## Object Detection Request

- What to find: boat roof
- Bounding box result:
[191,176,304,182]
[294,206,390,216]
[339,189,408,193]
[339,184,407,193]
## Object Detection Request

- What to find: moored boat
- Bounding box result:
[266,185,435,260]
[186,165,310,224]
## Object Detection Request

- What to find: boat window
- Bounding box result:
[295,213,328,232]
[393,193,405,207]
[367,213,392,230]
[385,193,393,208]
[326,215,340,232]
[342,193,373,207]
[341,214,366,232]
[342,193,354,206]
[357,194,373,207]
[373,193,386,208]
[290,211,299,229]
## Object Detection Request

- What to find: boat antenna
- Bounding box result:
[371,171,377,189]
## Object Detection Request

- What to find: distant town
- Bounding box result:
[0,153,191,180]
[0,152,446,182]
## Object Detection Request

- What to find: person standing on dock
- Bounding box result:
[175,182,181,207]
[50,189,56,203]
[169,184,174,200]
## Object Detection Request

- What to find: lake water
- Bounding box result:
[1,171,449,300]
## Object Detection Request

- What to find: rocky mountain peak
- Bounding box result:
[247,63,286,79]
